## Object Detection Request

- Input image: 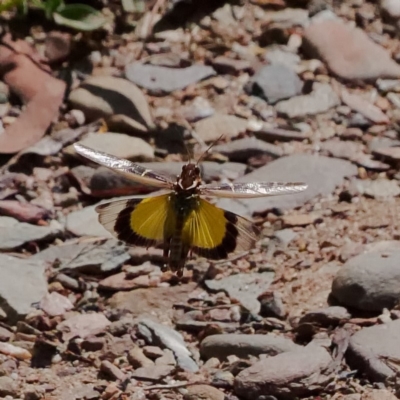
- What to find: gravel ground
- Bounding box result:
[1,0,400,399]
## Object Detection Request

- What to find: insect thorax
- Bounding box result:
[169,192,200,218]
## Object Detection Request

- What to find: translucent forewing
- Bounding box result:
[74,144,174,188]
[199,182,308,198]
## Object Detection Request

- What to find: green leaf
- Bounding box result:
[53,3,106,31]
[0,0,22,13]
[44,0,63,18]
[15,0,28,15]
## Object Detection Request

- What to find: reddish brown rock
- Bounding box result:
[0,35,66,153]
[303,20,400,80]
[234,346,332,398]
[57,313,111,341]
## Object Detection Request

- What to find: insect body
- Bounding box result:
[74,143,308,276]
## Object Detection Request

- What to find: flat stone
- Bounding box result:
[303,20,400,80]
[200,333,300,361]
[175,315,238,333]
[45,31,71,63]
[138,318,198,372]
[131,365,174,381]
[362,390,398,400]
[68,76,154,134]
[0,217,61,250]
[125,63,216,94]
[65,205,112,238]
[0,254,48,322]
[377,78,400,91]
[264,47,301,69]
[347,320,400,382]
[205,272,275,314]
[341,90,389,124]
[299,306,351,326]
[194,114,248,142]
[381,0,400,20]
[258,291,287,319]
[234,345,332,399]
[99,272,150,291]
[217,154,357,217]
[263,8,310,26]
[143,346,165,359]
[39,292,74,317]
[273,228,298,245]
[184,385,225,400]
[107,283,197,324]
[353,154,390,172]
[77,132,154,160]
[281,213,319,227]
[0,376,18,397]
[320,139,364,161]
[0,326,13,341]
[275,82,340,118]
[213,137,282,162]
[100,360,126,381]
[350,179,400,198]
[372,146,400,162]
[32,240,130,274]
[254,126,311,142]
[180,96,215,122]
[246,64,303,104]
[57,313,111,341]
[331,249,400,311]
[128,346,154,368]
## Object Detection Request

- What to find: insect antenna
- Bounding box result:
[196,134,224,165]
[183,140,193,164]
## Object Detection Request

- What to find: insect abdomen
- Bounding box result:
[168,212,188,275]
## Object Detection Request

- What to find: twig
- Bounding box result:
[136,0,166,60]
[142,381,209,391]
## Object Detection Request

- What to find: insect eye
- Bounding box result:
[194,167,200,174]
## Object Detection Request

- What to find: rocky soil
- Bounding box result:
[2,0,400,399]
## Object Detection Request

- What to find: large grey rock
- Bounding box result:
[125,63,216,94]
[347,320,400,382]
[205,272,275,314]
[0,254,48,322]
[331,249,400,311]
[32,239,130,273]
[275,83,340,118]
[234,345,332,399]
[217,154,357,217]
[0,217,61,251]
[247,64,303,104]
[138,319,198,372]
[200,334,300,360]
[65,205,112,238]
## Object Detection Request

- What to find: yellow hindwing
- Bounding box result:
[95,194,176,246]
[182,198,258,259]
